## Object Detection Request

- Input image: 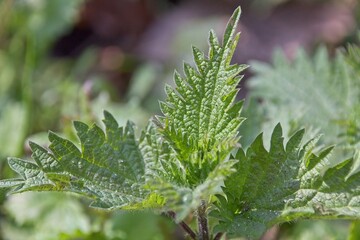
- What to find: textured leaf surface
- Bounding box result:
[141,122,237,219]
[157,7,246,187]
[213,124,360,239]
[138,7,246,218]
[0,112,162,210]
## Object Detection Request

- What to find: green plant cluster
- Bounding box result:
[1,7,360,239]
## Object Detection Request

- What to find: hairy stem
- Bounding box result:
[167,211,197,239]
[197,200,209,240]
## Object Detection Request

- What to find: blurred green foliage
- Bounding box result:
[2,192,175,240]
[279,220,349,240]
[0,0,86,159]
[241,47,360,159]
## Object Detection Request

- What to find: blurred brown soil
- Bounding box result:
[52,0,358,96]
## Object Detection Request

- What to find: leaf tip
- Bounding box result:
[73,120,88,132]
[223,7,242,45]
[28,141,37,150]
[48,130,62,143]
[103,110,114,120]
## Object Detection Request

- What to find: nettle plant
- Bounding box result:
[1,8,360,239]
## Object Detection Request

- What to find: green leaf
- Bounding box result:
[140,122,237,220]
[156,6,246,187]
[0,111,162,210]
[140,7,246,219]
[214,124,360,239]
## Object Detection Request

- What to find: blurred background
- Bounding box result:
[0,0,359,239]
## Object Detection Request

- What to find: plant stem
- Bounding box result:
[167,211,197,240]
[213,232,224,240]
[197,200,209,240]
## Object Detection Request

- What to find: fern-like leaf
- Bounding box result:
[213,124,360,239]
